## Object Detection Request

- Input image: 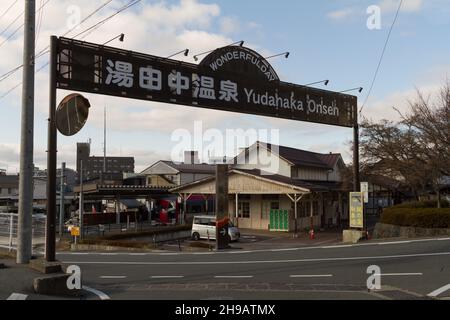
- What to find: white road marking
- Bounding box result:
[83,286,111,300]
[150,276,185,279]
[290,274,333,278]
[129,253,147,256]
[214,275,254,279]
[378,241,411,245]
[427,284,450,297]
[62,251,450,266]
[159,253,180,256]
[99,253,119,256]
[322,245,353,249]
[54,237,450,258]
[228,251,252,254]
[99,276,127,279]
[376,273,423,276]
[7,293,27,300]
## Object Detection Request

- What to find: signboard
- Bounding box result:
[360,182,369,203]
[54,37,357,128]
[349,192,364,229]
[70,226,80,237]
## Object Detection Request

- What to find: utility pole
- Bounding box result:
[17,0,36,264]
[58,162,65,240]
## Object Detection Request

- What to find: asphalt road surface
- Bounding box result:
[55,237,450,300]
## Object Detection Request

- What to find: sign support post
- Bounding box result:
[353,106,360,193]
[215,165,229,250]
[45,35,58,262]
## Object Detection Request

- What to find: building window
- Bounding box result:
[238,202,250,218]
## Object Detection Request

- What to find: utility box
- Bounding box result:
[270,209,289,232]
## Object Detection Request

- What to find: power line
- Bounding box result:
[0,8,24,38]
[0,61,48,99]
[35,0,45,46]
[75,0,142,40]
[1,0,113,83]
[359,0,403,114]
[0,0,19,21]
[0,0,50,49]
[1,0,142,99]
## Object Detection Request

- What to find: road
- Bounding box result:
[55,237,450,300]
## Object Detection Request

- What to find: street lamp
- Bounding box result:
[193,40,245,61]
[166,49,189,59]
[264,52,290,60]
[340,87,363,94]
[103,33,125,46]
[305,80,330,86]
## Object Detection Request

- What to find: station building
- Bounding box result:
[171,141,352,231]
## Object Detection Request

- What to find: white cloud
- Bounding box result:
[327,8,356,20]
[220,16,240,34]
[379,0,423,13]
[327,0,423,21]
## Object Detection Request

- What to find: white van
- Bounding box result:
[191,215,240,242]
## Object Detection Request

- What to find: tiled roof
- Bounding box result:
[259,142,341,169]
[161,161,216,174]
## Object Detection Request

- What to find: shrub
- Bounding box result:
[393,200,449,209]
[381,207,450,228]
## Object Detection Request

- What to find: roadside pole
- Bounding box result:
[353,105,360,192]
[58,162,65,240]
[17,0,35,264]
[45,36,58,262]
[79,160,84,239]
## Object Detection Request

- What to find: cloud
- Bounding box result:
[327,8,356,20]
[379,0,423,13]
[327,0,423,22]
[220,16,240,34]
[361,83,442,122]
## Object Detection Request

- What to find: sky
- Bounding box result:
[0,0,449,173]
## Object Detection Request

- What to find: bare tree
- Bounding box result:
[359,81,450,207]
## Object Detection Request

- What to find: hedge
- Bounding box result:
[393,200,449,209]
[380,207,450,228]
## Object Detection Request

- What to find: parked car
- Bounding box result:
[191,215,240,242]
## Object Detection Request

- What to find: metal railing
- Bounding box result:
[0,212,45,252]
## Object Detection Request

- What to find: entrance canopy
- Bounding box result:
[74,183,172,200]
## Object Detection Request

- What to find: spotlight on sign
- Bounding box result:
[264,52,290,60]
[193,40,246,62]
[56,94,91,136]
[167,49,190,59]
[340,87,364,94]
[305,80,330,87]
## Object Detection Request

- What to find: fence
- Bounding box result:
[0,213,45,253]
